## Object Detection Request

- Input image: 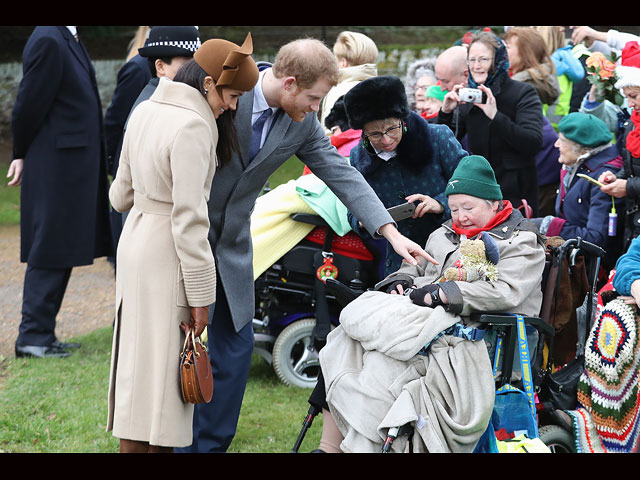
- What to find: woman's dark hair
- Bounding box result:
[147,57,173,78]
[173,59,240,167]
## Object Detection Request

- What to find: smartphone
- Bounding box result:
[387,202,416,222]
[564,26,574,40]
[576,173,605,188]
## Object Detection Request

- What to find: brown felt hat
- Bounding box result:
[194,32,259,94]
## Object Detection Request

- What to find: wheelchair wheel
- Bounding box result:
[272,318,322,388]
[539,425,575,453]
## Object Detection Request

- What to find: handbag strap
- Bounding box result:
[181,328,207,359]
[181,329,192,359]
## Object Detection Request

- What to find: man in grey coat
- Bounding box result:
[180,38,433,453]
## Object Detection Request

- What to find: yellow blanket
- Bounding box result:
[251,180,317,279]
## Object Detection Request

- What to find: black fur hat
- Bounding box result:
[344,76,410,130]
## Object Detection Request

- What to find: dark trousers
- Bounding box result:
[16,265,72,347]
[176,281,255,453]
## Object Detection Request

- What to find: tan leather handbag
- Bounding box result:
[179,329,213,404]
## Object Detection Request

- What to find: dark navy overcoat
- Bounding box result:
[11,26,113,268]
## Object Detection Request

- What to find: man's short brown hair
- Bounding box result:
[272,38,339,90]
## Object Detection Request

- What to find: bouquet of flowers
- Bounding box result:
[585,51,625,106]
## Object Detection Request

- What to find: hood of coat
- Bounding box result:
[338,63,378,83]
[511,62,561,105]
[150,77,218,138]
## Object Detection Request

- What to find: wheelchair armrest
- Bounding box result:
[470,313,555,337]
[290,213,330,228]
[472,312,554,389]
[325,278,363,307]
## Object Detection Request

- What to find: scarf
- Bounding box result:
[451,200,513,238]
[626,109,640,159]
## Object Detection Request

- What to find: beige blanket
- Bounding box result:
[320,290,495,453]
[251,180,316,279]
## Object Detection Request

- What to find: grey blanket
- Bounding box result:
[320,290,495,453]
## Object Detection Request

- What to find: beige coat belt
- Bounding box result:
[134,192,173,215]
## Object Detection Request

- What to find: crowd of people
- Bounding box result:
[6,25,640,454]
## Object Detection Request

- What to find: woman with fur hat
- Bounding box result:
[598,41,640,252]
[314,155,546,453]
[438,30,544,217]
[106,33,258,453]
[344,75,467,275]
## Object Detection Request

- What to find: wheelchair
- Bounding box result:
[252,212,384,388]
[289,236,606,453]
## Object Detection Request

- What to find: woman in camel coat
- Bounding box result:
[106,34,258,453]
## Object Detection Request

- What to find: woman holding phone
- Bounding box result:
[343,75,467,275]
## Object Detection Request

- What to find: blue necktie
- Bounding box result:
[249,108,273,161]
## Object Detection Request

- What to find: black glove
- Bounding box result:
[409,284,446,308]
[386,279,412,294]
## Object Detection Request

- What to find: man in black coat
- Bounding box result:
[8,26,113,358]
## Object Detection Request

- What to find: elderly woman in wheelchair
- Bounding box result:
[314,155,547,453]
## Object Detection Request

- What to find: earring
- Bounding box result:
[204,88,208,94]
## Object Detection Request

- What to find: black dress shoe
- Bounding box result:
[52,340,81,349]
[15,344,72,358]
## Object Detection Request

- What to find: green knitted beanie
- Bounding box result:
[558,112,612,148]
[445,155,503,200]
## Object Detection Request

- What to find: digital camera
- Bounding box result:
[459,87,487,104]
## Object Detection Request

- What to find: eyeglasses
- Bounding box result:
[363,122,403,142]
[468,56,493,66]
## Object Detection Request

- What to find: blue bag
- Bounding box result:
[474,315,539,453]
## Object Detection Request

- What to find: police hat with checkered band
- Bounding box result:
[138,26,201,58]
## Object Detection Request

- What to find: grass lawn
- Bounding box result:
[0,162,20,225]
[0,326,322,453]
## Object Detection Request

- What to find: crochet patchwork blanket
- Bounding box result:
[569,297,640,453]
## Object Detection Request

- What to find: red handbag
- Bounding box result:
[179,329,213,404]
